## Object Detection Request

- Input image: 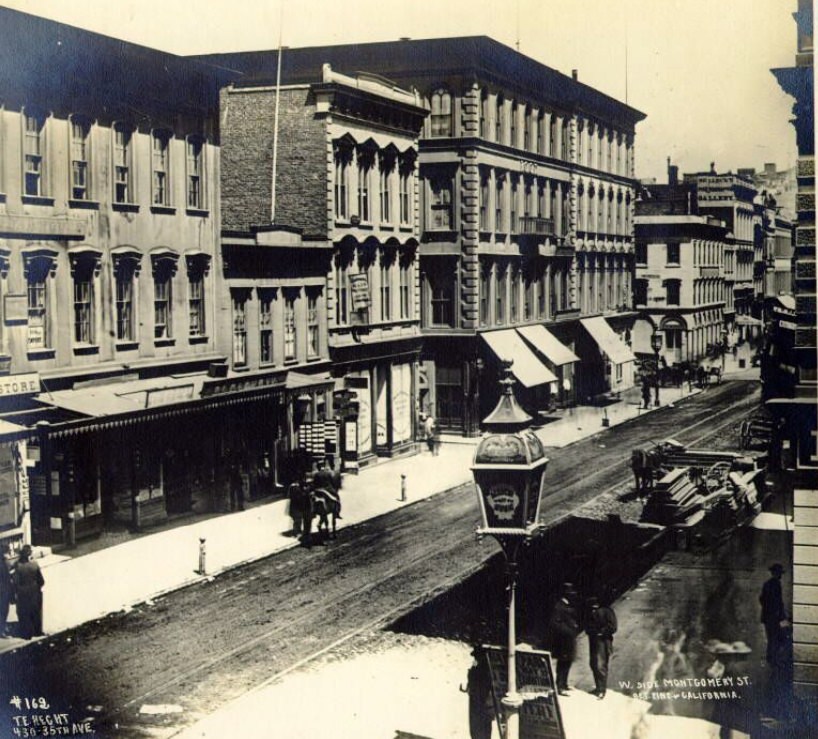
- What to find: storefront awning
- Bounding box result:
[481,330,557,388]
[579,317,636,365]
[516,325,579,366]
[34,367,334,438]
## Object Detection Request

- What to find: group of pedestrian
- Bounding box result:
[0,544,45,640]
[547,582,617,699]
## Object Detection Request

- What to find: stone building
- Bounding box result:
[218,63,427,466]
[633,168,730,365]
[197,37,645,434]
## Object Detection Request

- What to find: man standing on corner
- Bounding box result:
[760,563,789,665]
[548,582,581,696]
[585,596,618,699]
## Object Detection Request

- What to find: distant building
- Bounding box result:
[634,165,730,365]
[196,37,645,430]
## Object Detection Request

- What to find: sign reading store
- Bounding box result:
[0,373,41,397]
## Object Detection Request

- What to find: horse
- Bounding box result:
[631,447,663,496]
[301,486,340,548]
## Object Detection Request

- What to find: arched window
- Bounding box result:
[430,89,452,137]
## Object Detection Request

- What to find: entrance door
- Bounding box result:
[435,362,463,431]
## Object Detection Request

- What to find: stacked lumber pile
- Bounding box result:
[642,467,706,526]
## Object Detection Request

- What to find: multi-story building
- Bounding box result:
[218,63,427,465]
[770,0,817,701]
[633,166,730,364]
[759,194,795,318]
[683,168,761,344]
[0,8,334,550]
[197,37,645,434]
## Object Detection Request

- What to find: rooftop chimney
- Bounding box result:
[764,162,777,174]
[668,157,679,186]
[709,161,717,174]
[572,69,578,81]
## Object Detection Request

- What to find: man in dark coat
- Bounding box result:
[760,563,789,664]
[585,597,618,699]
[465,645,494,739]
[13,545,44,640]
[0,545,12,637]
[548,583,581,695]
[229,462,245,512]
[312,458,342,518]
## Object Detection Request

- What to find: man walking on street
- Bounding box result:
[585,596,618,699]
[423,413,438,455]
[313,457,342,519]
[760,563,789,664]
[13,545,44,640]
[0,545,12,637]
[548,582,581,696]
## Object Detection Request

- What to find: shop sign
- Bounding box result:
[0,372,40,397]
[485,644,565,739]
[349,273,370,310]
[201,373,283,398]
[144,384,195,407]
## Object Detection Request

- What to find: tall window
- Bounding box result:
[379,253,392,322]
[307,290,320,358]
[113,123,133,204]
[479,170,490,230]
[635,243,647,264]
[537,266,546,317]
[495,265,507,324]
[334,253,349,326]
[523,105,531,150]
[510,101,518,148]
[429,175,453,230]
[495,174,505,232]
[667,243,680,264]
[379,152,394,223]
[510,266,520,323]
[152,258,176,339]
[537,111,546,154]
[510,177,518,233]
[399,257,413,320]
[524,276,534,321]
[480,89,489,138]
[430,89,452,137]
[634,279,648,305]
[187,261,207,338]
[23,113,45,197]
[26,256,52,350]
[357,148,373,222]
[186,136,204,209]
[284,291,297,361]
[495,94,504,143]
[259,289,275,364]
[114,255,139,342]
[427,265,455,328]
[398,153,415,226]
[72,257,98,345]
[666,279,681,306]
[70,117,91,200]
[479,261,490,326]
[561,119,569,160]
[334,141,352,219]
[152,130,171,206]
[232,291,247,367]
[549,115,557,157]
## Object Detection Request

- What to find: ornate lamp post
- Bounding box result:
[471,361,550,739]
[650,330,662,407]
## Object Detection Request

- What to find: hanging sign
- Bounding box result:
[349,273,370,310]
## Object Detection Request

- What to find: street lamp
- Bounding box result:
[650,330,662,407]
[471,361,549,739]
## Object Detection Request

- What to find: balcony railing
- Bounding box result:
[518,216,556,236]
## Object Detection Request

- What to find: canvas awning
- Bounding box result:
[516,325,579,366]
[481,330,557,388]
[579,317,636,365]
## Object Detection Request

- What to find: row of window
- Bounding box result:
[477,261,571,327]
[692,241,726,267]
[633,278,681,307]
[333,250,415,326]
[333,140,415,225]
[576,182,632,236]
[575,261,631,315]
[231,287,322,367]
[576,118,631,176]
[634,242,680,265]
[692,279,728,306]
[22,251,208,352]
[17,111,206,209]
[477,170,568,236]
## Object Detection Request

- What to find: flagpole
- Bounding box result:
[271,3,284,223]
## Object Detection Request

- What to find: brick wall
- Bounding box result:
[221,87,327,236]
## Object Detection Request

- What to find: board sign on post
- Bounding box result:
[485,644,566,739]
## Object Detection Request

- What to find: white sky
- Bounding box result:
[1,0,799,180]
